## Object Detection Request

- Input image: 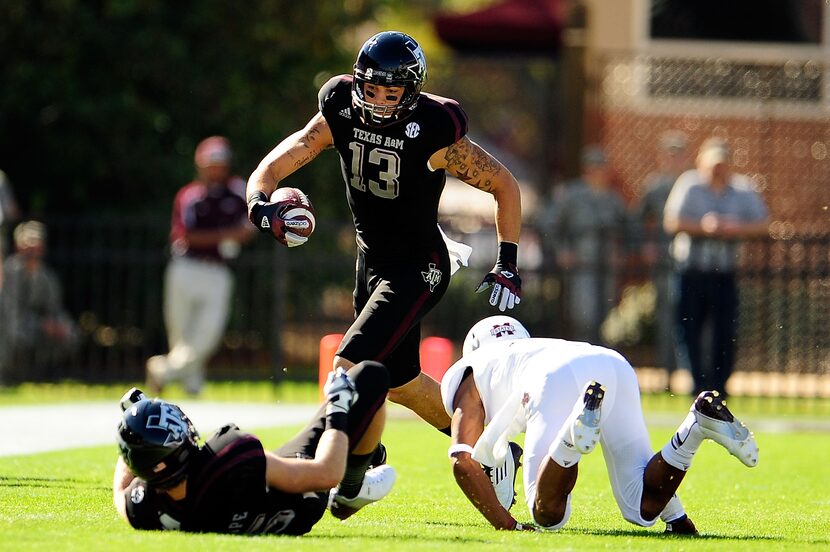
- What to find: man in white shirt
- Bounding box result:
[442,315,759,533]
[663,137,769,396]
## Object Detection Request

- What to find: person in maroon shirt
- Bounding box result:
[146,136,255,396]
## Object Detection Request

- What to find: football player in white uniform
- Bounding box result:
[442,316,759,533]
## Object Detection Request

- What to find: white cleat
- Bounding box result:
[691,391,759,467]
[570,381,605,455]
[483,441,523,511]
[329,465,397,520]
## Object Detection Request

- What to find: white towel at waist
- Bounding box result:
[438,225,472,276]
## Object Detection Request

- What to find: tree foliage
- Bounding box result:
[0,0,386,216]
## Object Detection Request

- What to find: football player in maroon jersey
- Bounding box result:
[246,31,523,436]
[113,361,394,534]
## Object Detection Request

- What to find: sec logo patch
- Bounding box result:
[405,122,420,138]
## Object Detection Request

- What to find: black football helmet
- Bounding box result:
[352,31,427,127]
[116,397,200,488]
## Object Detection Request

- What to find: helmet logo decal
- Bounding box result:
[421,263,443,292]
[130,485,145,504]
[405,122,420,138]
[146,404,189,446]
[490,323,517,338]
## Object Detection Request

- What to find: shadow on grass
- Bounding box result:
[305,533,497,545]
[0,475,108,491]
[420,521,794,543]
[565,526,787,542]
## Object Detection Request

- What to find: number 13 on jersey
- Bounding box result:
[348,141,401,199]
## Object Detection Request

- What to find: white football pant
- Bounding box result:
[523,353,684,527]
[153,256,233,394]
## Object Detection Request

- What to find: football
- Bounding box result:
[269,187,316,247]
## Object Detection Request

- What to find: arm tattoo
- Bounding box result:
[444,139,503,193]
[289,125,326,169]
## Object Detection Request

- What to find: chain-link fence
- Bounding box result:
[596,52,828,235]
[589,51,829,396]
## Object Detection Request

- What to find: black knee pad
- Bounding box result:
[348,361,390,403]
[344,361,389,448]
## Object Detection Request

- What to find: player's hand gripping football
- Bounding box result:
[476,242,522,311]
[246,191,309,247]
[324,368,358,416]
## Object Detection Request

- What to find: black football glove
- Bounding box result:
[475,242,522,312]
[247,191,308,247]
[248,191,278,232]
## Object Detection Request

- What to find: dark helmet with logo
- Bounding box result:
[352,31,427,126]
[116,396,200,488]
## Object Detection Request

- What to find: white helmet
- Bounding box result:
[462,316,531,356]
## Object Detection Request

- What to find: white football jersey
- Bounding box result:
[441,337,627,425]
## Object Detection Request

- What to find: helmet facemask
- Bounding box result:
[351,31,427,127]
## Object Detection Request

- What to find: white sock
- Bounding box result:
[659,494,687,522]
[549,429,583,468]
[660,411,704,471]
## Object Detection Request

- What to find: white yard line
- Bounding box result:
[0,402,319,457]
[0,402,827,458]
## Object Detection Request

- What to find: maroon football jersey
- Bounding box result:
[319,75,468,257]
[124,425,325,535]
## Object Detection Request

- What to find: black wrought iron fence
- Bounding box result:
[0,216,827,397]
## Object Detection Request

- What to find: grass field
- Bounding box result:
[1,386,829,551]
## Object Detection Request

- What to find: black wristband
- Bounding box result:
[325,412,348,433]
[497,241,518,266]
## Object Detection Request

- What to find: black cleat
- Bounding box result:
[664,514,698,535]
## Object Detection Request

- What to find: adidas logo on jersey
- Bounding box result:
[260,216,271,229]
[339,108,351,119]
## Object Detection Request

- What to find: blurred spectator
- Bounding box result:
[634,131,690,387]
[0,221,79,383]
[0,169,22,284]
[145,136,255,396]
[542,145,629,343]
[664,137,769,396]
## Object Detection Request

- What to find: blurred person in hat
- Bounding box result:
[634,131,691,390]
[541,145,630,344]
[663,137,769,396]
[145,136,255,396]
[0,169,21,273]
[0,220,79,383]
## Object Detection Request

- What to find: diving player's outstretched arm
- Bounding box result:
[449,371,519,530]
[264,430,349,494]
